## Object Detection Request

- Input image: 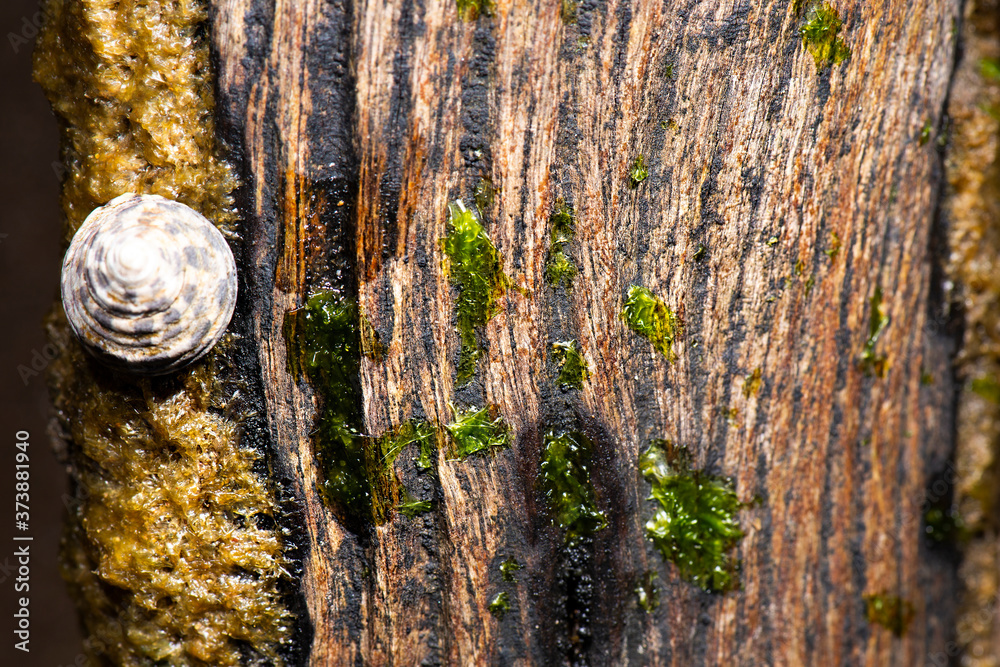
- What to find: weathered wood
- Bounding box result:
[208,0,963,664]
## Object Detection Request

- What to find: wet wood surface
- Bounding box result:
[210,0,963,663]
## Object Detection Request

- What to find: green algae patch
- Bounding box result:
[825,231,842,258]
[636,571,660,612]
[442,200,511,385]
[539,430,607,543]
[981,58,1000,82]
[285,291,408,528]
[800,2,851,70]
[500,556,523,582]
[445,404,511,459]
[553,340,590,390]
[621,285,681,362]
[397,492,433,519]
[742,368,763,399]
[383,419,440,472]
[860,287,890,378]
[457,0,495,20]
[640,440,744,593]
[489,591,511,618]
[971,376,1000,403]
[629,155,649,187]
[864,593,914,637]
[919,121,934,146]
[545,200,578,288]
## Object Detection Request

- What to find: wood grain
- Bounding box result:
[210,0,963,663]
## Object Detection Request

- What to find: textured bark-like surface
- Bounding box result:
[211,0,963,664]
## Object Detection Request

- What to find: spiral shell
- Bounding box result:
[60,193,237,375]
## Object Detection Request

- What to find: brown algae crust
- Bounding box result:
[944,0,1000,663]
[33,0,239,240]
[34,1,292,664]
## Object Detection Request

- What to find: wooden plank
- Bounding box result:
[209,0,963,663]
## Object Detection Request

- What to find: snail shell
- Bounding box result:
[60,193,237,375]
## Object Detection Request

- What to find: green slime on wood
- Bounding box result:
[545,199,578,288]
[285,291,413,528]
[442,201,511,386]
[552,340,590,390]
[539,430,607,543]
[489,591,511,618]
[500,556,523,582]
[620,285,681,362]
[640,440,744,593]
[445,404,511,458]
[800,2,851,69]
[860,287,890,378]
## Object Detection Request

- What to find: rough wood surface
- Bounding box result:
[210,0,963,663]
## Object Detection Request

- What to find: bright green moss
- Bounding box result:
[629,155,649,187]
[971,376,1000,403]
[620,285,681,362]
[859,287,889,378]
[800,2,851,69]
[445,404,511,459]
[489,591,511,618]
[864,593,914,637]
[552,340,590,390]
[640,440,744,593]
[456,0,494,21]
[545,200,578,288]
[539,430,607,543]
[442,200,511,385]
[742,368,762,399]
[500,556,523,582]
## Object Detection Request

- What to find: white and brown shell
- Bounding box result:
[60,193,237,375]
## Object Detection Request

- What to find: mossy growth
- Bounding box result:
[971,376,1000,403]
[500,556,523,582]
[286,291,420,528]
[489,591,511,618]
[800,2,851,69]
[864,593,914,637]
[49,323,293,666]
[640,440,744,593]
[456,0,495,21]
[636,571,660,612]
[539,429,608,543]
[441,200,511,385]
[629,155,649,187]
[742,368,763,399]
[620,285,682,362]
[389,419,440,472]
[859,287,889,378]
[552,340,590,390]
[444,404,511,459]
[545,199,578,288]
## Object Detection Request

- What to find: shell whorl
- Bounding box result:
[61,193,237,375]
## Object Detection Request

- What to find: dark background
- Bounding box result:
[0,0,85,664]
